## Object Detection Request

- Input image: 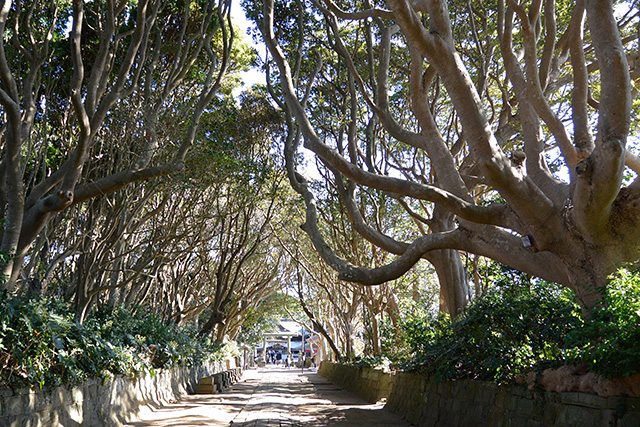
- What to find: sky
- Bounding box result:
[229,2,321,179]
[231,2,266,96]
[227,2,640,186]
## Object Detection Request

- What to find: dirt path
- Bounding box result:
[127,366,411,427]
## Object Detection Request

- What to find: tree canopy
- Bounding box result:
[1,0,640,392]
[0,0,239,286]
[256,0,640,314]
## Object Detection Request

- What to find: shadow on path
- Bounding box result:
[128,366,411,427]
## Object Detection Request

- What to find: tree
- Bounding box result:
[0,0,237,287]
[259,0,640,314]
[30,87,288,327]
[236,291,304,347]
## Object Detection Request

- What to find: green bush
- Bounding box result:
[86,306,222,370]
[399,268,640,384]
[0,293,225,389]
[566,268,640,378]
[402,281,581,383]
[0,293,110,388]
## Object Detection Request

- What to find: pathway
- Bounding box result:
[127,366,411,426]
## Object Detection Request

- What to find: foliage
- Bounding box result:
[190,87,283,187]
[406,281,580,383]
[348,354,390,370]
[396,267,640,384]
[87,306,223,370]
[565,268,640,379]
[236,292,302,347]
[0,293,225,390]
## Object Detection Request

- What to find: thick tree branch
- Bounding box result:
[388,0,556,227]
[572,0,630,239]
[568,0,594,156]
[337,229,464,285]
[263,1,515,229]
[322,0,393,21]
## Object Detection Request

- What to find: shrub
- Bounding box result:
[399,268,640,384]
[401,280,582,383]
[86,306,222,370]
[566,268,640,378]
[0,293,225,389]
[0,293,110,388]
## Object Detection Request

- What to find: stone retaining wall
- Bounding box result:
[317,361,392,403]
[0,360,233,426]
[318,362,640,426]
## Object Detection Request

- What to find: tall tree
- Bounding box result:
[259,0,640,314]
[0,0,236,287]
[32,87,286,325]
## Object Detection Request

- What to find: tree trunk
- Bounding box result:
[430,208,470,316]
[369,313,381,355]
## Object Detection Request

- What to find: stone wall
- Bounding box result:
[318,362,640,426]
[317,361,392,403]
[0,360,230,426]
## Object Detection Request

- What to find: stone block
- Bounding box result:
[477,391,493,407]
[560,392,608,409]
[22,415,45,427]
[424,380,437,395]
[195,384,218,394]
[66,402,84,425]
[213,373,224,385]
[511,385,534,399]
[86,382,98,402]
[556,404,593,426]
[15,387,32,396]
[1,415,19,427]
[622,397,640,412]
[32,391,51,413]
[494,390,506,409]
[384,399,397,413]
[591,409,616,427]
[505,394,519,410]
[436,381,449,395]
[507,414,542,427]
[199,376,214,385]
[362,368,372,380]
[70,386,83,406]
[411,376,422,390]
[406,409,418,425]
[541,402,560,426]
[530,394,547,416]
[605,395,625,410]
[618,411,640,427]
[516,397,535,416]
[379,375,393,394]
[486,405,504,427]
[4,395,25,417]
[450,395,463,414]
[438,408,455,425]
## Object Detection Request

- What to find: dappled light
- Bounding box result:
[2,0,640,425]
[129,367,409,427]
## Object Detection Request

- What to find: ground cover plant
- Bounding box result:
[0,293,225,390]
